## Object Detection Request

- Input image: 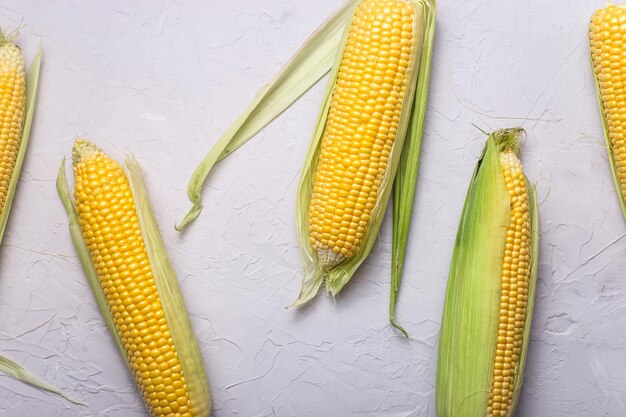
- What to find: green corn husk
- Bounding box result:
[294,0,436,307]
[57,144,211,416]
[389,0,435,335]
[436,129,539,417]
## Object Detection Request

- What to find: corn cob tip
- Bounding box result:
[0,28,20,47]
[72,139,102,166]
[491,127,524,156]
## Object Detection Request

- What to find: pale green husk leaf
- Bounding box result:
[0,354,83,405]
[390,0,436,335]
[589,52,626,221]
[293,0,432,306]
[435,133,512,417]
[436,129,538,417]
[176,0,359,231]
[125,158,212,416]
[0,42,42,243]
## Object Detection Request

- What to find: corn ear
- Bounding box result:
[589,5,626,221]
[436,129,538,417]
[57,143,211,417]
[294,0,435,306]
[176,0,359,231]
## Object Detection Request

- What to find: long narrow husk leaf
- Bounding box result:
[0,43,42,243]
[0,354,82,405]
[389,0,436,336]
[436,136,510,417]
[590,54,626,220]
[176,0,359,231]
[56,159,129,368]
[125,158,212,416]
[293,0,429,306]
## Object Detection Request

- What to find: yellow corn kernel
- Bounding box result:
[0,39,25,214]
[590,5,626,199]
[72,140,194,417]
[308,0,416,269]
[486,150,531,417]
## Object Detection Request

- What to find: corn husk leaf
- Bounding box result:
[0,355,83,405]
[435,129,538,417]
[435,135,510,417]
[125,157,212,416]
[176,0,359,231]
[0,42,42,244]
[390,0,436,336]
[590,53,626,221]
[293,0,432,306]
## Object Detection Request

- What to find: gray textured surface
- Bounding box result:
[0,0,621,416]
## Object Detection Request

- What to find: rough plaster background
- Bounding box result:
[0,0,621,416]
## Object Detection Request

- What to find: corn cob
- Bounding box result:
[436,129,538,417]
[59,140,211,417]
[308,0,417,269]
[0,36,25,216]
[295,0,433,305]
[590,5,626,220]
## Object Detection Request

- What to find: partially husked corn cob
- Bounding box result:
[70,140,210,417]
[291,0,430,306]
[308,0,417,269]
[0,36,25,216]
[590,5,626,219]
[176,0,435,313]
[436,129,538,417]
